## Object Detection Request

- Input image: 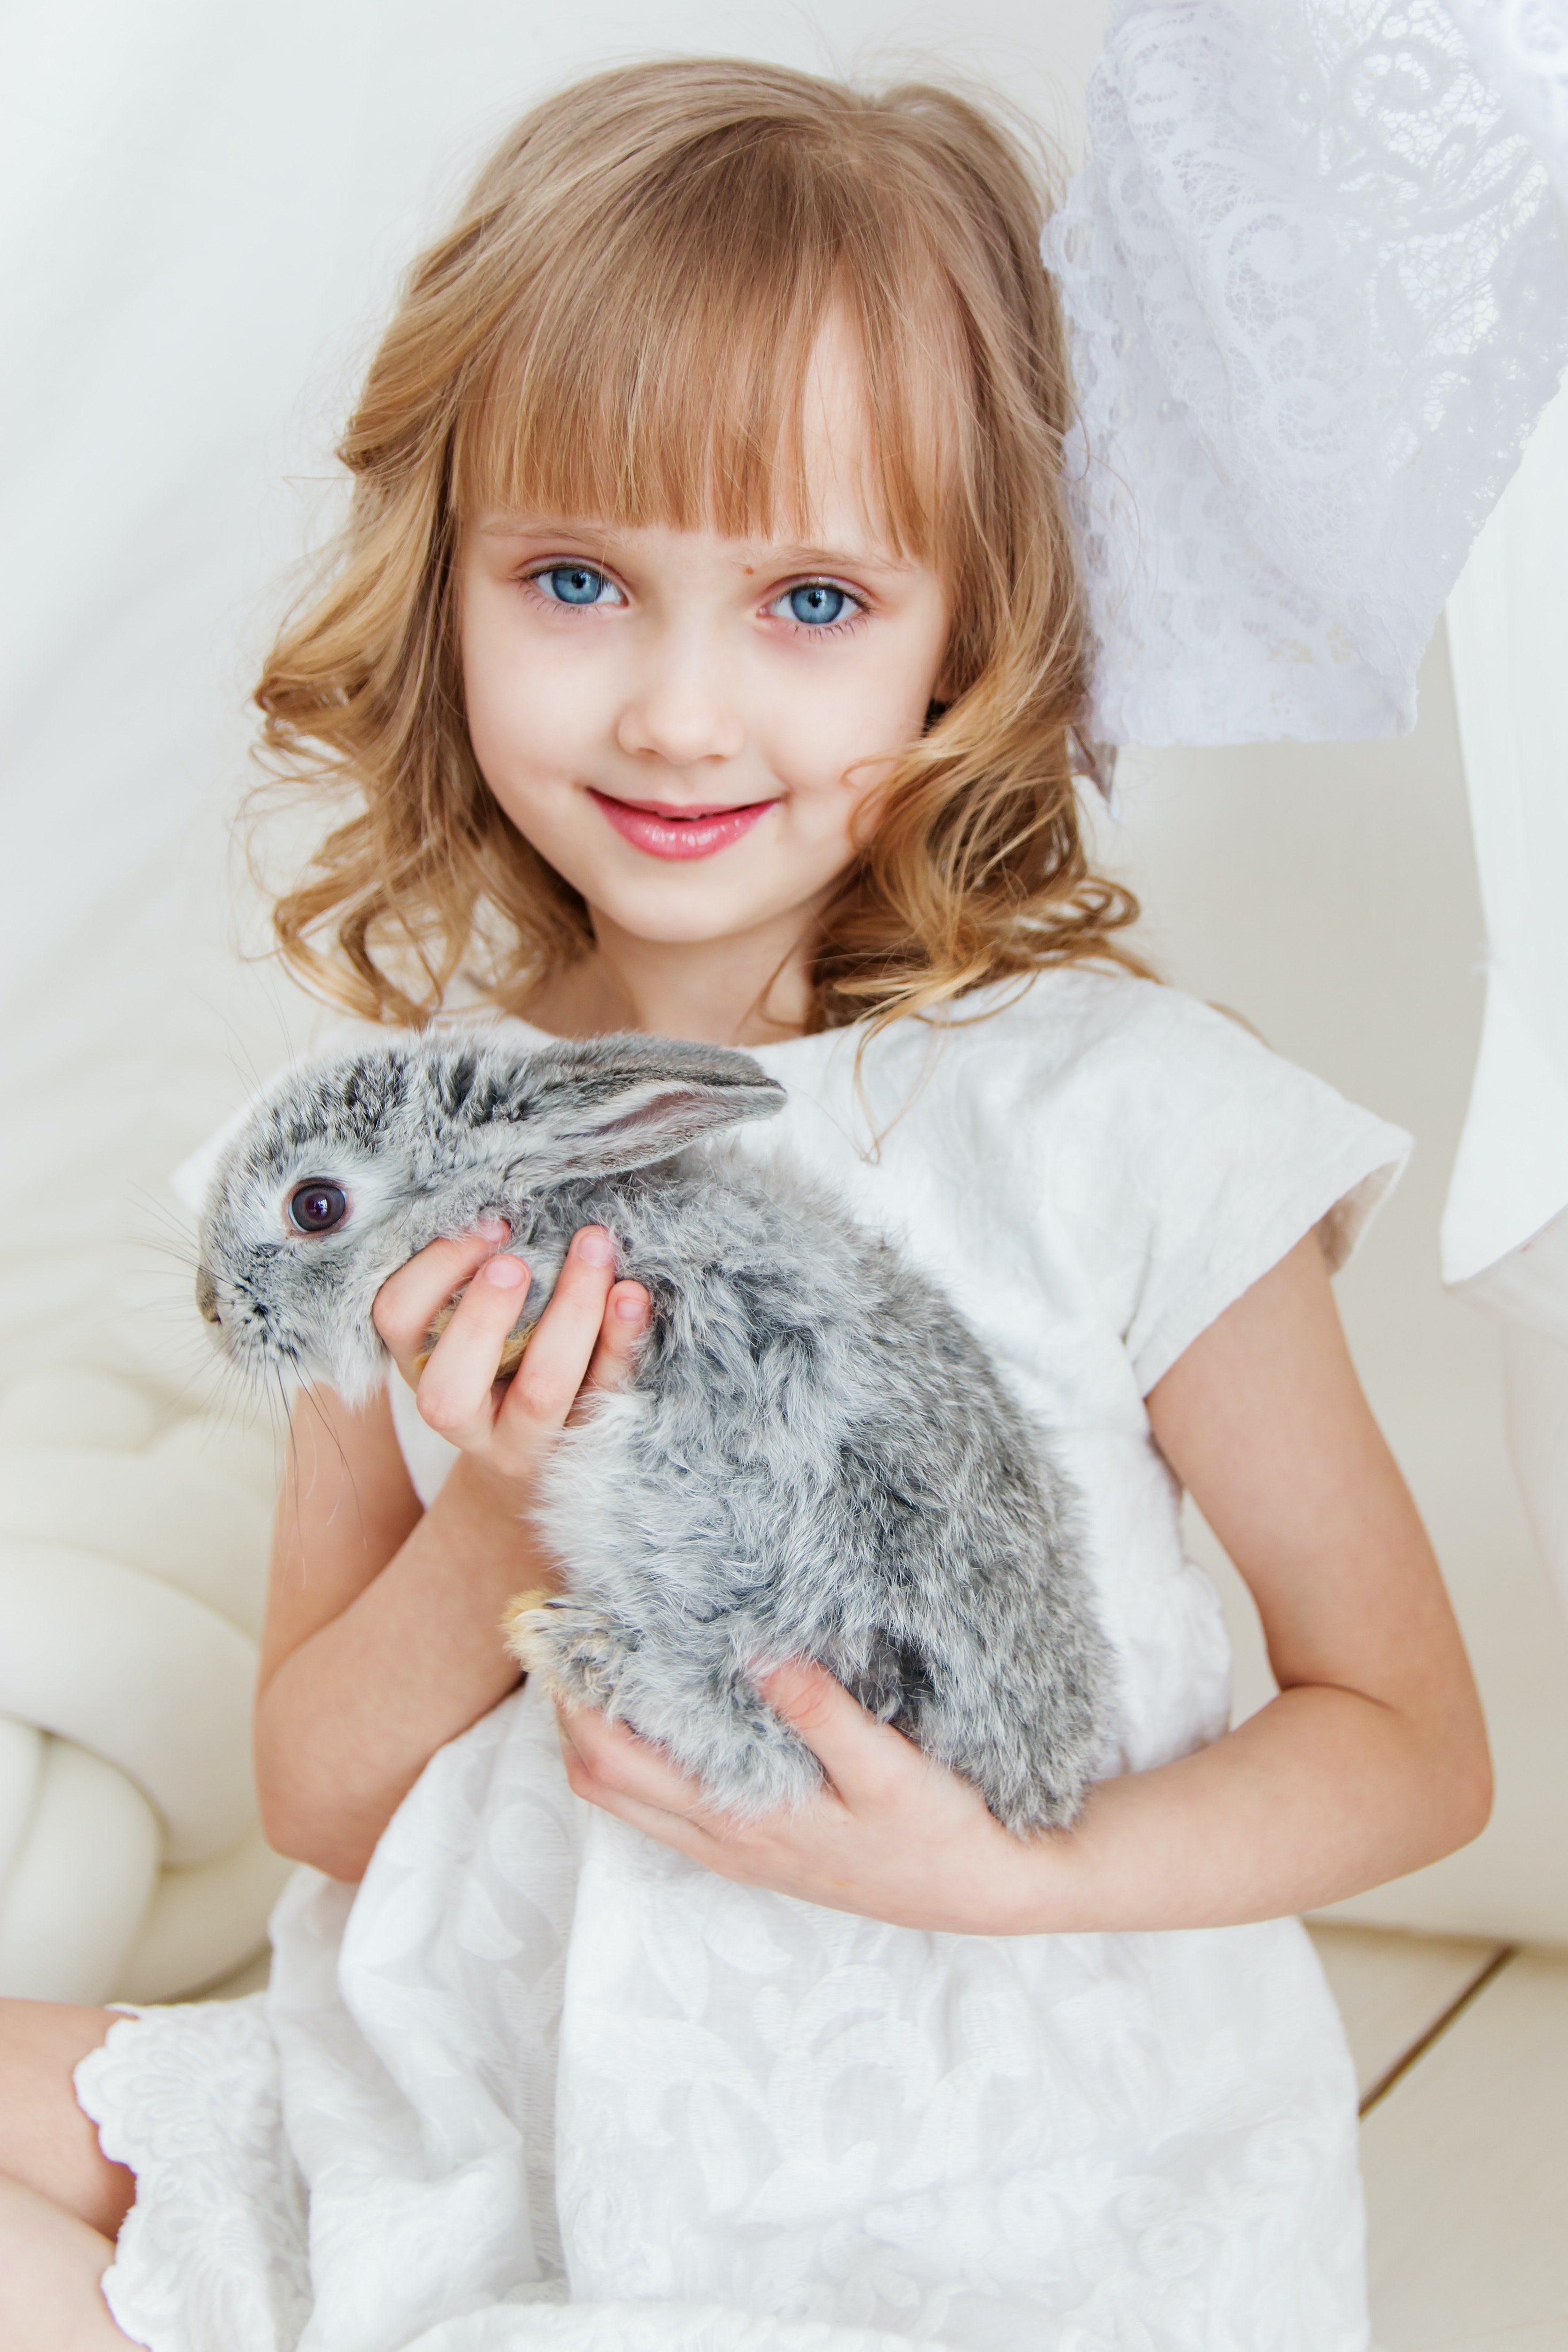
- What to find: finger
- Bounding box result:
[373,1222,509,1384]
[560,1739,719,1858]
[754,1661,915,1811]
[557,1704,715,1817]
[498,1228,618,1430]
[411,1250,534,1440]
[556,1709,724,1847]
[579,1281,651,1399]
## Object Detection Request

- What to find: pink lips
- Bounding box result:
[588,788,777,861]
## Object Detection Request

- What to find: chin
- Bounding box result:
[599,885,806,946]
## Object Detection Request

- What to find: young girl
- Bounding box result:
[2,57,1490,2352]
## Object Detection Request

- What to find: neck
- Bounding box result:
[522,906,819,1045]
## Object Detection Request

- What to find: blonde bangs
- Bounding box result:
[256,58,1145,1037]
[451,129,968,568]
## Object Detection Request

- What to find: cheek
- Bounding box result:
[460,599,600,793]
[763,639,943,813]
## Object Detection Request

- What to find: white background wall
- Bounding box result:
[3,0,1564,1943]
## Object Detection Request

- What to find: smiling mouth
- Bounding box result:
[587,787,780,861]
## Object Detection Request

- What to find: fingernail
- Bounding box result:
[575,1228,615,1267]
[614,1289,648,1324]
[483,1254,526,1290]
[475,1216,509,1241]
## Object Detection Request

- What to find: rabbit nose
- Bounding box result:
[195,1266,221,1325]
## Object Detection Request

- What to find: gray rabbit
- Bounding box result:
[196,1031,1113,1831]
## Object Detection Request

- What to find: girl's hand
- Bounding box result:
[255,1223,652,1881]
[554,1662,1050,1935]
[372,1222,650,1497]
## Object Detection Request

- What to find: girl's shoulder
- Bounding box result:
[900,963,1317,1117]
[870,967,1412,1395]
[801,961,1410,1250]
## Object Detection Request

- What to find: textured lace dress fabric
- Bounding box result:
[77,974,1410,2352]
[1045,0,1568,746]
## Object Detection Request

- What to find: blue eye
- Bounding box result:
[534,564,621,607]
[780,583,855,627]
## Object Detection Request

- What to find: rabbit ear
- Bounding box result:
[516,1041,786,1179]
[558,1076,784,1167]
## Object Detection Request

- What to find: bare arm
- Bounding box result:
[254,1224,649,1882]
[551,1233,1492,1933]
[1014,1226,1493,1926]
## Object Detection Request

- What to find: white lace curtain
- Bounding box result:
[1046,0,1568,749]
[1048,2,1568,1635]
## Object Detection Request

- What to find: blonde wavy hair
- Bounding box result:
[256,56,1144,1034]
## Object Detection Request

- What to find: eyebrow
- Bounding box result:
[758,541,919,577]
[474,516,917,575]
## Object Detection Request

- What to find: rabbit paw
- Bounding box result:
[502,1590,630,1712]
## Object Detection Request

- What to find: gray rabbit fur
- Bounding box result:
[196,1030,1113,1832]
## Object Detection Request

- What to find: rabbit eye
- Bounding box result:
[287,1179,349,1235]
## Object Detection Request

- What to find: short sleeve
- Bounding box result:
[1047,985,1412,1395]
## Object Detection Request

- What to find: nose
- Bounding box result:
[615,629,745,767]
[195,1266,221,1325]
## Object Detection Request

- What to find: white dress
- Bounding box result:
[77,970,1410,2352]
